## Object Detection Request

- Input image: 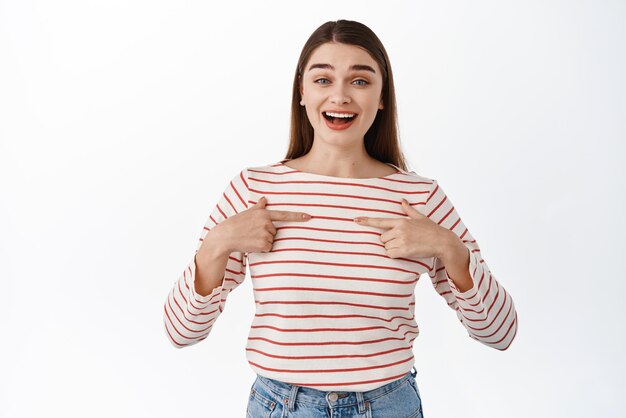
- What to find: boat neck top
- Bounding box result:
[163,162,518,391]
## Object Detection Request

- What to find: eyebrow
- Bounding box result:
[307,63,377,74]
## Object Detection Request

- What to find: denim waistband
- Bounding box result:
[254,367,417,409]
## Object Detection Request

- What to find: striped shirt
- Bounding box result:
[163,161,518,391]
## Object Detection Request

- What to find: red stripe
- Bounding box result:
[163,310,186,347]
[254,286,413,298]
[254,300,410,311]
[248,356,413,374]
[277,225,383,235]
[250,201,421,217]
[180,269,221,308]
[501,312,518,350]
[253,272,418,286]
[250,259,418,274]
[167,294,214,332]
[250,322,417,333]
[170,290,216,326]
[234,174,249,208]
[472,312,517,347]
[266,247,429,268]
[255,312,414,322]
[239,169,249,192]
[247,331,417,346]
[163,302,206,342]
[251,179,428,193]
[249,186,428,204]
[246,345,412,360]
[216,202,227,220]
[467,299,515,338]
[223,192,238,215]
[274,236,387,246]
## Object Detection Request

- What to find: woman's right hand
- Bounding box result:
[199,196,312,256]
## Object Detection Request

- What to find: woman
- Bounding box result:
[164,19,518,418]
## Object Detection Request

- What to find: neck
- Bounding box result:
[293,137,380,178]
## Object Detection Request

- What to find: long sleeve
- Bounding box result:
[163,168,250,348]
[425,179,518,350]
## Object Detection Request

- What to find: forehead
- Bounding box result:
[305,42,381,74]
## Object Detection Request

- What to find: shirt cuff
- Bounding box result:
[188,255,223,307]
[446,247,481,305]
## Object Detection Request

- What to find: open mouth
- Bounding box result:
[323,111,358,125]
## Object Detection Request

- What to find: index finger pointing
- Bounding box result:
[354,217,397,229]
[267,210,312,222]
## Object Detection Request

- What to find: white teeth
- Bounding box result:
[325,112,355,118]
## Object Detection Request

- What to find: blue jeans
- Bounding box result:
[246,367,423,418]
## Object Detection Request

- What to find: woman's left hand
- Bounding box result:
[353,199,454,259]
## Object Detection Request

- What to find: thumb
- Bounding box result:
[253,196,267,209]
[401,198,423,219]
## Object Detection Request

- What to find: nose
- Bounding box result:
[329,85,351,105]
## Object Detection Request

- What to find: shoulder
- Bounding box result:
[246,162,286,173]
[228,163,289,186]
[391,165,435,185]
[243,161,298,179]
[392,168,441,208]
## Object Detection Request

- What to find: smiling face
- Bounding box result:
[299,42,384,147]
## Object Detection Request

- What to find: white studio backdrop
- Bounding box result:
[1,1,624,417]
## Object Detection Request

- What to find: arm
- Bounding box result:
[425,179,518,351]
[438,232,473,293]
[163,168,250,348]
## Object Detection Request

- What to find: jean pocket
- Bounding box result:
[369,379,422,418]
[246,382,278,418]
[409,377,422,400]
[407,378,423,417]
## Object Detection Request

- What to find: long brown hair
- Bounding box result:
[283,19,409,171]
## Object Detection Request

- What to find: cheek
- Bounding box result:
[303,93,325,112]
[304,107,321,124]
[364,90,384,107]
[304,89,324,102]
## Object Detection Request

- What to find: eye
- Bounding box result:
[313,78,369,86]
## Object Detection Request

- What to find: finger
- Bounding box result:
[261,237,273,252]
[265,222,277,236]
[401,198,424,219]
[354,216,397,229]
[251,196,267,209]
[267,209,312,222]
[379,228,400,244]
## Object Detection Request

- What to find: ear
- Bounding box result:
[379,99,384,110]
[299,79,305,105]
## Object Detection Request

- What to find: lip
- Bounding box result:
[323,110,358,115]
[323,112,357,131]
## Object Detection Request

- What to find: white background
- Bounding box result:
[1,1,624,417]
